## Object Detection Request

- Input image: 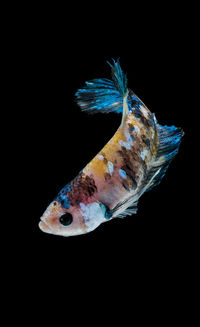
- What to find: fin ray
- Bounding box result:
[144,124,184,192]
[111,197,139,218]
[75,59,127,114]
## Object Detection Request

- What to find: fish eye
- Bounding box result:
[59,213,73,226]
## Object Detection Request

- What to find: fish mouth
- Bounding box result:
[39,218,53,234]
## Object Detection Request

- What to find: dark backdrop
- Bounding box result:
[24,38,188,249]
[12,7,195,317]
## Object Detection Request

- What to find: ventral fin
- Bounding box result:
[111,197,138,219]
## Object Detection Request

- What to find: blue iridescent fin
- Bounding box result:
[107,59,127,97]
[145,124,184,192]
[75,59,128,114]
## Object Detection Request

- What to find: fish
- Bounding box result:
[39,59,183,237]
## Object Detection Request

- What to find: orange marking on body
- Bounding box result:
[83,126,128,178]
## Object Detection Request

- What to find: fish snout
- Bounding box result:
[39,220,53,234]
[39,208,60,234]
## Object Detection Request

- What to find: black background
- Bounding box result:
[9,3,197,321]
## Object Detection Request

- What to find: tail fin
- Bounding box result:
[75,59,128,114]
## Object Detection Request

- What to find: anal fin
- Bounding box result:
[145,123,184,192]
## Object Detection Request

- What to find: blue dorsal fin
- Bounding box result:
[75,59,128,114]
[107,59,127,97]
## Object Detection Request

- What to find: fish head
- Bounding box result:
[39,199,90,237]
[39,197,109,237]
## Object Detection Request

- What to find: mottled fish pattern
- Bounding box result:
[39,60,183,237]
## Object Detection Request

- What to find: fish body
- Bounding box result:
[39,60,183,237]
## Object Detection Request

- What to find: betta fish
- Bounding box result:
[39,59,183,237]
